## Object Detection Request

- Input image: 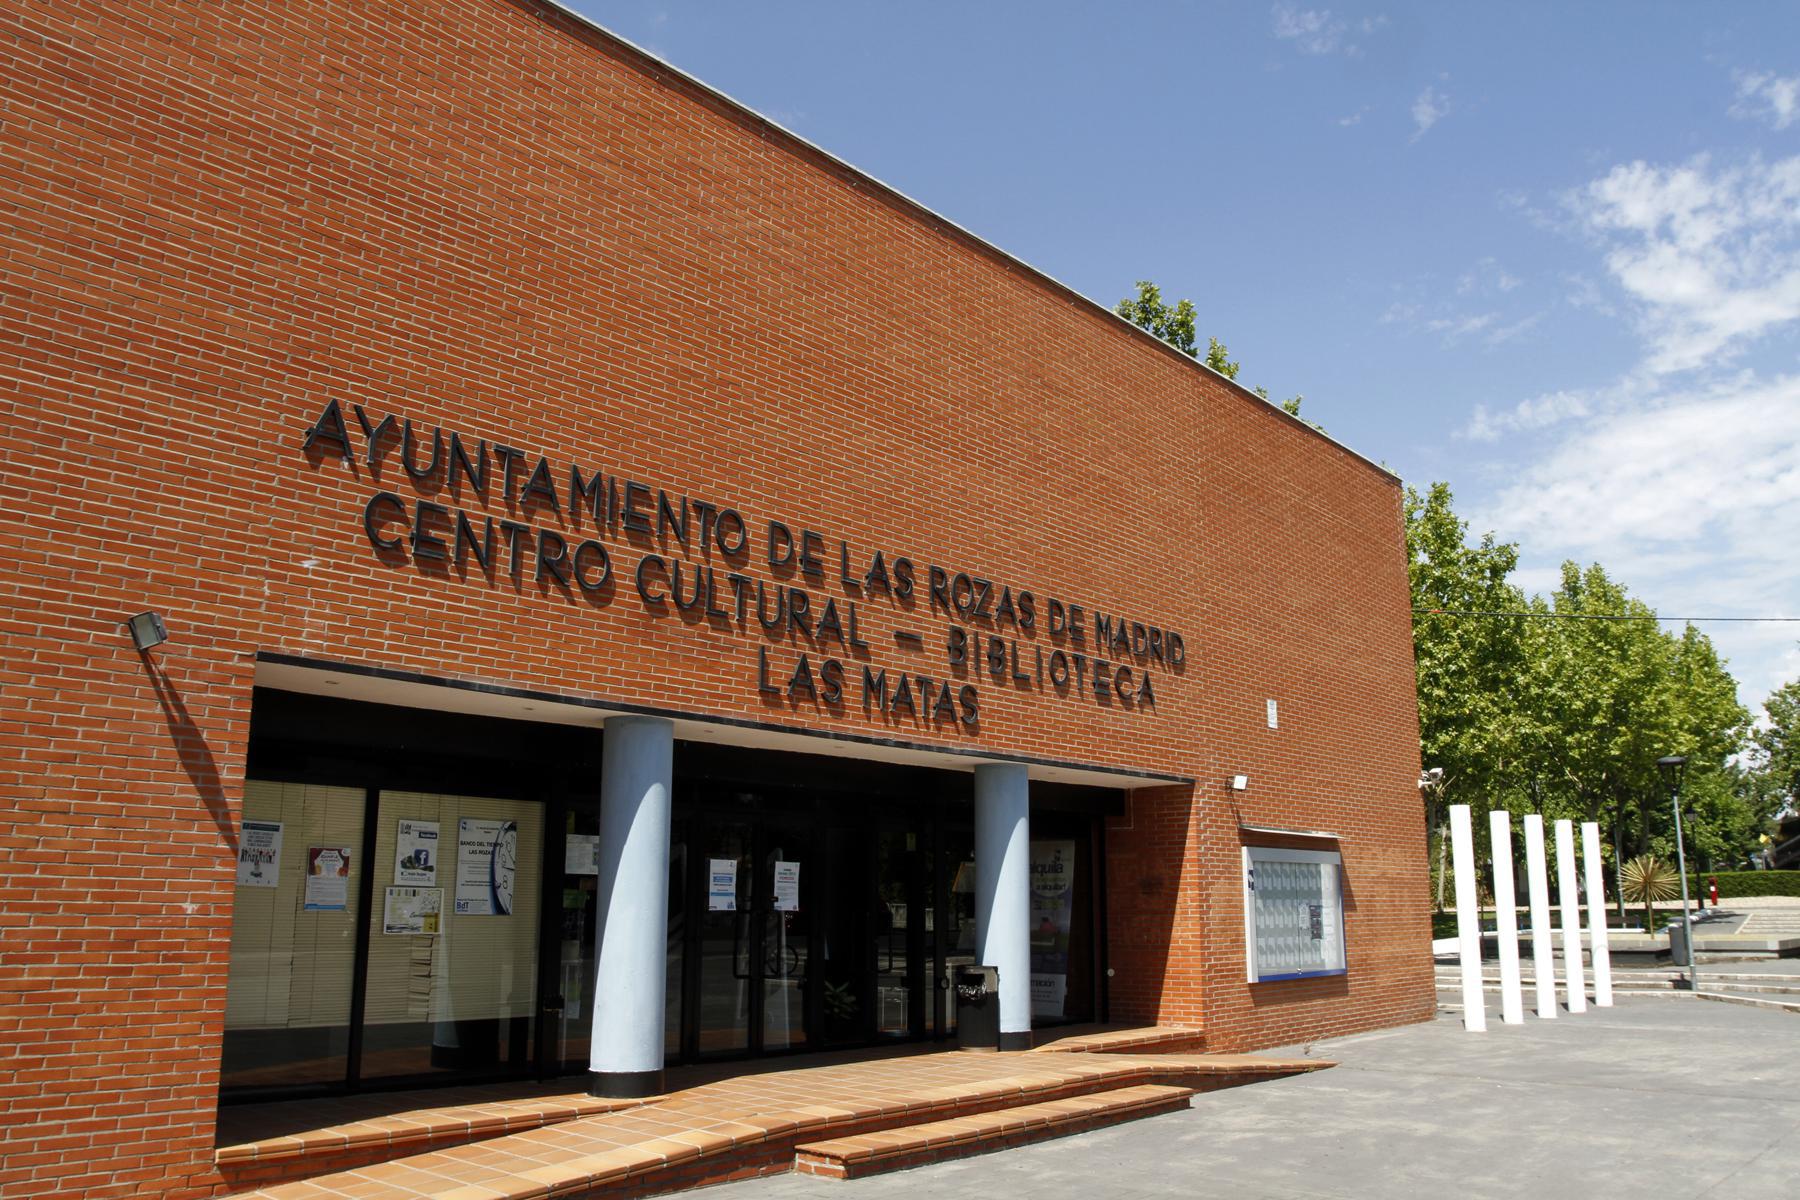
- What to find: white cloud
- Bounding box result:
[1472,371,1800,707]
[1468,141,1800,708]
[1460,388,1593,442]
[1563,272,1616,317]
[1567,153,1800,373]
[1422,312,1495,338]
[1482,312,1541,346]
[1383,260,1536,349]
[1731,69,1800,131]
[1411,85,1449,142]
[1271,6,1387,57]
[1457,257,1522,295]
[1337,106,1371,127]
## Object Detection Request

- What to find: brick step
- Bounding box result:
[1031,1025,1207,1055]
[792,1084,1194,1180]
[222,1053,1325,1200]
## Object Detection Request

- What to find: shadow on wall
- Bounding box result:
[1105,784,1194,1024]
[141,653,238,851]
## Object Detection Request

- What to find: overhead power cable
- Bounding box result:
[1413,609,1800,623]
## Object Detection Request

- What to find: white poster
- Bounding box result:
[237,820,283,888]
[394,819,439,885]
[773,860,801,912]
[456,818,519,916]
[383,886,442,935]
[303,846,352,911]
[708,858,738,911]
[564,833,599,876]
[1029,839,1077,1018]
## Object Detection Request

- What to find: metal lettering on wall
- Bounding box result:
[301,401,1186,734]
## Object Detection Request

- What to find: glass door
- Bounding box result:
[549,804,598,1074]
[359,791,542,1084]
[691,821,752,1056]
[936,827,977,1036]
[874,828,927,1039]
[757,825,809,1052]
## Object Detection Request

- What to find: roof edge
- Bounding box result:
[524,0,1398,485]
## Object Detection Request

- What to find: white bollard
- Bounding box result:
[1449,805,1487,1031]
[1489,810,1524,1024]
[1523,815,1557,1019]
[1554,819,1587,1013]
[1581,822,1614,1007]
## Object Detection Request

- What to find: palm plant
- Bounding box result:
[1618,855,1681,932]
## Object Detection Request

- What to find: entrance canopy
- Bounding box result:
[255,652,1191,791]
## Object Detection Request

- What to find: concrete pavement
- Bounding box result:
[694,997,1800,1199]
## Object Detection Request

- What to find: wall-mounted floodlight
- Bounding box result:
[1230,774,1249,792]
[127,611,168,652]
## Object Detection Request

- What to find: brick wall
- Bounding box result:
[0,1,1430,1194]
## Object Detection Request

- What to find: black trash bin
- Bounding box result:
[955,965,1000,1051]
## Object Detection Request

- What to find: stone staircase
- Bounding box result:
[1434,965,1800,1014]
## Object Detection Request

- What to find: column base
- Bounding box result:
[587,1068,665,1098]
[998,1030,1034,1052]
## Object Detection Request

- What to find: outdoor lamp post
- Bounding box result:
[1656,754,1696,990]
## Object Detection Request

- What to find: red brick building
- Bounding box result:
[0,1,1433,1196]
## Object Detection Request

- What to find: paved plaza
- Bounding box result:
[696,996,1800,1199]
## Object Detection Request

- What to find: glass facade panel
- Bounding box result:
[361,792,542,1082]
[695,823,751,1055]
[221,781,365,1088]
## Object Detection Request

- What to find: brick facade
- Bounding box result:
[0,1,1433,1195]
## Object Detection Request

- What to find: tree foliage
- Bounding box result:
[1406,483,1770,900]
[1751,677,1800,815]
[1115,280,1317,428]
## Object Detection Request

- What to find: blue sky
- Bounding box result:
[572,2,1800,712]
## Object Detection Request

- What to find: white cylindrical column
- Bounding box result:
[1449,805,1486,1031]
[589,716,674,1097]
[974,762,1032,1049]
[1523,815,1557,1019]
[1581,822,1614,1007]
[1554,819,1587,1014]
[1488,810,1524,1025]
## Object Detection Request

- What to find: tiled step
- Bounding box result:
[224,1051,1326,1200]
[1032,1025,1207,1054]
[792,1084,1193,1180]
[215,1088,646,1191]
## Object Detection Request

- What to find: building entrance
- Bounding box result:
[222,691,1113,1100]
[673,777,946,1060]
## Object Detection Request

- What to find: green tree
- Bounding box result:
[1114,279,1239,378]
[1405,482,1533,906]
[1116,280,1322,426]
[1403,487,1757,907]
[1753,676,1800,812]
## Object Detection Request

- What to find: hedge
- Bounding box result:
[1685,870,1800,898]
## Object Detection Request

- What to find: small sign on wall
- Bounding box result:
[303,847,352,911]
[237,820,283,888]
[772,860,801,912]
[394,820,438,885]
[383,886,442,935]
[708,858,738,911]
